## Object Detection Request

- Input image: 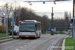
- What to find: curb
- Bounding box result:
[62,38,65,50]
[62,36,68,50]
[0,38,14,43]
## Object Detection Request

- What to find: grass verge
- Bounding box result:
[58,31,66,34]
[0,37,12,41]
[65,37,75,50]
[0,33,10,37]
[13,36,19,39]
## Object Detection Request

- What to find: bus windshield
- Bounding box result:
[19,23,35,32]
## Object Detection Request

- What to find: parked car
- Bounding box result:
[9,30,18,35]
[9,29,11,32]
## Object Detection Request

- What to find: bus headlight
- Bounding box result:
[19,33,21,35]
[33,33,35,35]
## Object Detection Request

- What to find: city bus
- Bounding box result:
[19,20,41,38]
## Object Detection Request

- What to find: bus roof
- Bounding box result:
[25,20,37,22]
[19,20,41,23]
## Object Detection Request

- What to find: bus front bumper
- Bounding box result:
[19,35,36,38]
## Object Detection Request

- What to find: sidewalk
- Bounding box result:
[0,36,12,38]
[0,35,19,43]
[0,38,14,43]
[0,35,18,38]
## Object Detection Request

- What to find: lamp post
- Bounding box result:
[51,7,54,35]
[51,1,56,35]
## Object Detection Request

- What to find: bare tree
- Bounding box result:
[2,3,14,27]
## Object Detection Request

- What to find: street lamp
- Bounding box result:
[51,1,56,35]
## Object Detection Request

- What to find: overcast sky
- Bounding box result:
[0,0,73,19]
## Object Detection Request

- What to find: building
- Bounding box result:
[0,12,5,26]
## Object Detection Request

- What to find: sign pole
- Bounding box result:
[6,18,8,38]
[12,18,14,38]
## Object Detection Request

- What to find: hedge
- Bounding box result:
[0,26,6,33]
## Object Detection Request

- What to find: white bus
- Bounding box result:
[19,20,41,38]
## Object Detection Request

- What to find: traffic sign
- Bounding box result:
[11,18,15,26]
[43,1,45,4]
[51,28,54,31]
[11,18,15,22]
[70,26,72,28]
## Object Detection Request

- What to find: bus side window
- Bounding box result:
[35,24,37,31]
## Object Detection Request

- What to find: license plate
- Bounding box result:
[25,36,28,37]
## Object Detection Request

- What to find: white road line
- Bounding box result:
[47,37,60,50]
[47,36,66,50]
[50,38,61,50]
[24,45,27,46]
[30,35,60,50]
[1,39,30,50]
[30,39,49,50]
[16,49,19,50]
[30,36,57,50]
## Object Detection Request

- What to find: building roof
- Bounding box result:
[0,12,5,17]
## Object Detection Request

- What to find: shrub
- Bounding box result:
[0,26,6,33]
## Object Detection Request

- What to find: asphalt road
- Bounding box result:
[0,34,67,50]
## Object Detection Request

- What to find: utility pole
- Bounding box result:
[51,7,54,35]
[51,1,56,35]
[72,0,75,39]
[5,3,9,38]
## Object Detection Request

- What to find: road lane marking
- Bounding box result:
[2,34,63,50]
[16,49,19,50]
[29,39,49,50]
[24,45,27,46]
[30,35,59,50]
[30,37,57,50]
[47,37,63,50]
[47,36,66,50]
[1,39,30,50]
[20,47,23,48]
